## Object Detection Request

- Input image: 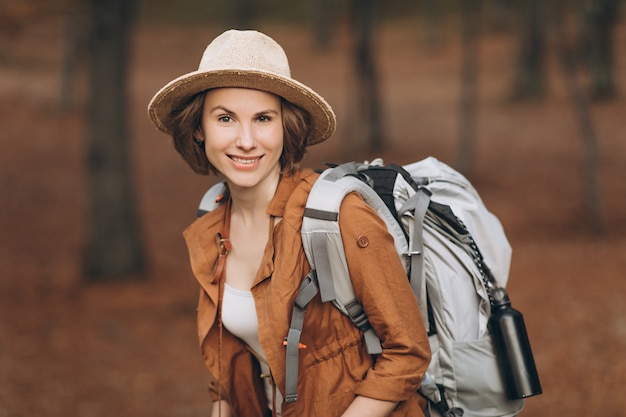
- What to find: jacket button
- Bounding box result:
[357,236,369,248]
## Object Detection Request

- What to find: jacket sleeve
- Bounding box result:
[338,192,431,402]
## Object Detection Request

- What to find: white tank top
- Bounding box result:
[222,283,282,414]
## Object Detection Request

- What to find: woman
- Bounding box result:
[148,30,431,417]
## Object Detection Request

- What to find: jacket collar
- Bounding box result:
[266,168,314,218]
[183,168,317,291]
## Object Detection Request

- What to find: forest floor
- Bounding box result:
[1,15,625,417]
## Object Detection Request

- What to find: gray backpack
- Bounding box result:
[284,157,526,417]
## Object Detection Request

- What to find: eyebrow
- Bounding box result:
[209,105,280,117]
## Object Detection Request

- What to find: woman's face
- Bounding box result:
[197,88,284,192]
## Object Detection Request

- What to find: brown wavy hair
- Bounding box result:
[168,89,312,176]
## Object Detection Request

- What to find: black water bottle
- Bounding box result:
[489,287,542,400]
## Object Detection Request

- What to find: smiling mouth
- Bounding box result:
[229,155,262,165]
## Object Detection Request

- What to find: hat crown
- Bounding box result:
[198,30,291,78]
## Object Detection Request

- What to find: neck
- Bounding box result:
[227,173,280,224]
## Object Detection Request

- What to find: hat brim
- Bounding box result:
[148,70,336,146]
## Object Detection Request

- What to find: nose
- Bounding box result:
[236,124,257,151]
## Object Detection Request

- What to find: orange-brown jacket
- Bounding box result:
[183,169,431,417]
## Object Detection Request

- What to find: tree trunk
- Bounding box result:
[418,0,443,48]
[580,0,619,100]
[84,0,144,280]
[456,0,480,175]
[59,9,86,111]
[310,0,334,50]
[487,0,515,32]
[512,0,545,99]
[553,9,605,235]
[350,0,384,152]
[233,0,256,28]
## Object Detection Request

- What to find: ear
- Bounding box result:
[193,127,204,142]
[192,128,205,148]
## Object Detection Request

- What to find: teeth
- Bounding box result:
[231,156,260,165]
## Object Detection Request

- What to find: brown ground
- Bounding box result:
[1,16,625,417]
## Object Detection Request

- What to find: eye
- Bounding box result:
[256,114,273,123]
[218,115,233,123]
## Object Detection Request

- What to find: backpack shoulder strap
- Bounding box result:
[301,162,408,351]
[398,187,432,331]
[284,270,320,403]
[303,162,409,271]
[285,163,392,402]
[287,160,437,404]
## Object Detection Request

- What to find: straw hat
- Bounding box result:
[148,29,336,145]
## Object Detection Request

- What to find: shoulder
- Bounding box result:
[339,192,387,233]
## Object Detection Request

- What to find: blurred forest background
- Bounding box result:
[1,0,625,416]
